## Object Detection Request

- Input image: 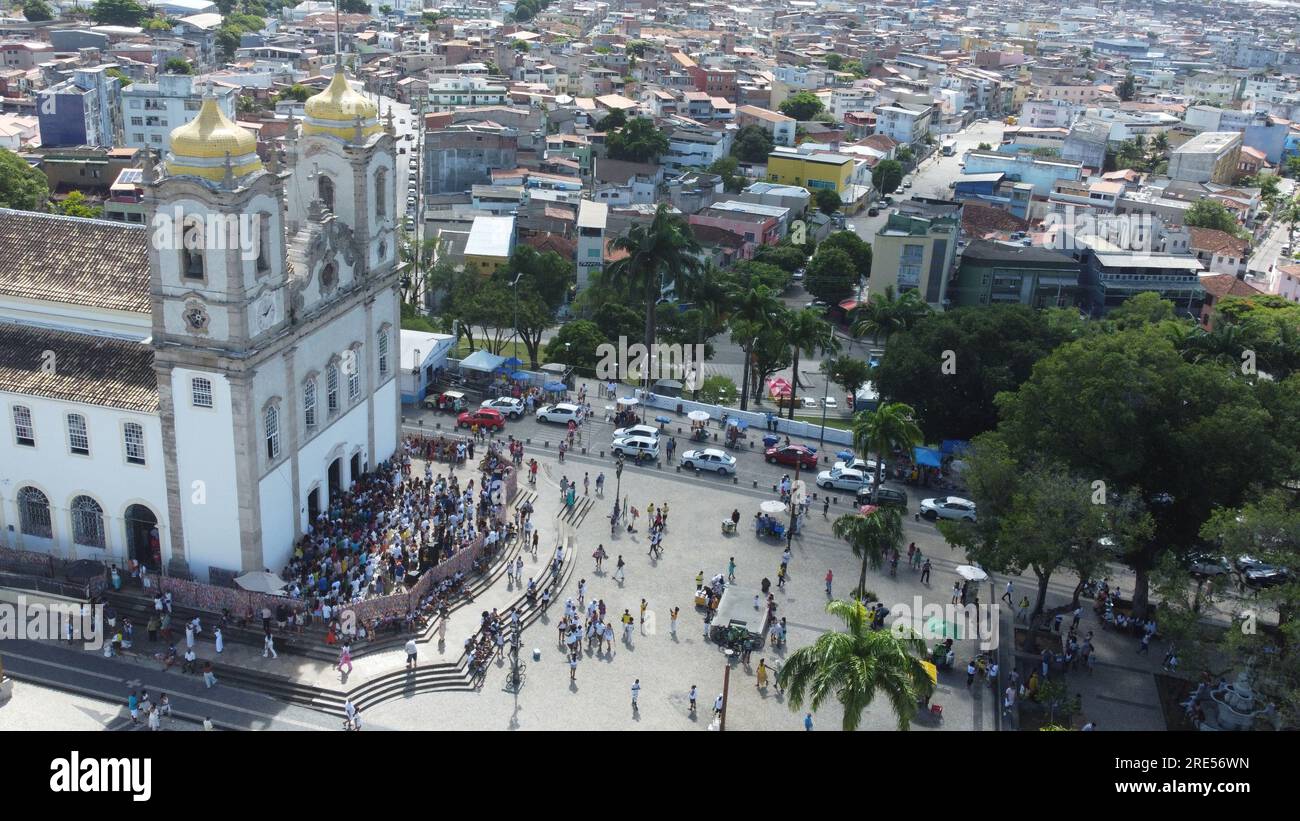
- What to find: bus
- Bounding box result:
[941,138,956,156]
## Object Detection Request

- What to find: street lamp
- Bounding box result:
[612,457,624,524]
[720,647,735,731]
[510,271,522,354]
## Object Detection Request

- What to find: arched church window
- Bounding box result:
[375,168,387,218]
[255,212,273,274]
[181,216,205,279]
[71,495,106,548]
[318,174,335,211]
[18,486,52,539]
[264,402,281,461]
[321,262,338,293]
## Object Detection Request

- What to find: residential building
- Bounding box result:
[1078,250,1205,316]
[37,67,123,148]
[1188,227,1250,277]
[872,101,933,148]
[1169,131,1243,184]
[948,240,1082,308]
[576,199,607,294]
[871,211,959,307]
[463,215,516,276]
[961,150,1082,197]
[766,150,854,194]
[1199,274,1264,328]
[423,125,518,195]
[122,75,238,152]
[736,104,796,147]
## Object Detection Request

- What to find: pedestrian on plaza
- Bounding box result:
[622,610,635,643]
[603,622,614,654]
[631,679,641,710]
[640,598,648,629]
[823,497,830,518]
[202,660,217,689]
[777,565,787,590]
[756,658,769,689]
[213,627,223,654]
[1138,633,1151,655]
[614,555,626,583]
[967,660,977,688]
[803,712,813,731]
[263,631,278,659]
[920,559,931,585]
[952,582,962,605]
[825,569,833,597]
[1001,580,1014,604]
[689,685,698,714]
[670,606,679,638]
[185,623,195,650]
[578,578,587,608]
[584,473,590,495]
[1017,596,1030,624]
[337,644,353,675]
[1071,606,1083,630]
[182,647,196,674]
[128,691,140,725]
[714,694,725,718]
[570,655,578,681]
[147,704,161,732]
[405,637,418,668]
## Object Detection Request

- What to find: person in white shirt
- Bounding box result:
[405,638,418,669]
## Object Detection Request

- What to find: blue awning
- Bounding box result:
[914,446,943,468]
[460,350,508,373]
[940,439,970,456]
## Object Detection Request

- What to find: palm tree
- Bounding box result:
[833,505,904,601]
[728,285,781,410]
[606,204,702,385]
[784,309,840,418]
[852,402,923,503]
[677,263,731,398]
[777,599,934,731]
[851,286,931,347]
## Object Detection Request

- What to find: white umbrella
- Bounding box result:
[688,410,711,422]
[234,570,287,594]
[617,396,639,407]
[791,479,808,506]
[954,565,988,582]
[760,500,787,515]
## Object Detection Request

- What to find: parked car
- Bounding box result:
[612,435,660,460]
[457,407,505,430]
[816,467,871,493]
[867,207,879,217]
[920,496,977,522]
[834,458,880,475]
[805,299,829,311]
[856,484,908,509]
[680,448,737,475]
[765,444,818,469]
[537,403,582,424]
[903,179,913,189]
[792,268,805,281]
[613,423,660,440]
[1185,553,1230,578]
[799,396,818,409]
[480,397,525,418]
[1242,564,1291,589]
[821,396,838,409]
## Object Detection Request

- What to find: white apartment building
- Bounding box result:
[121,75,238,152]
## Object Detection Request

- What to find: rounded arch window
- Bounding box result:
[321,262,338,292]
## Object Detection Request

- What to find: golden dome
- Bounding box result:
[166,95,262,182]
[301,71,383,142]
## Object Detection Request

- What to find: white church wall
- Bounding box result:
[0,392,168,565]
[291,397,373,542]
[170,367,240,578]
[258,459,295,572]
[374,376,398,462]
[0,297,150,341]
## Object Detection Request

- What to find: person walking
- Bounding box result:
[614,555,625,584]
[920,559,931,584]
[263,631,278,659]
[756,658,769,689]
[670,606,679,638]
[631,679,641,710]
[689,685,698,715]
[621,610,634,643]
[1001,580,1014,605]
[639,598,648,630]
[128,691,140,725]
[803,712,813,731]
[823,497,830,518]
[213,627,223,654]
[337,644,353,675]
[714,693,725,718]
[1138,633,1151,655]
[825,569,833,597]
[728,557,736,582]
[570,655,578,681]
[952,582,962,605]
[776,564,787,590]
[202,660,217,689]
[405,637,418,668]
[966,660,977,688]
[1071,605,1083,631]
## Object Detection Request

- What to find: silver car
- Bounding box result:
[680,448,736,475]
[920,496,977,522]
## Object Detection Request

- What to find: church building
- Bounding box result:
[0,71,403,582]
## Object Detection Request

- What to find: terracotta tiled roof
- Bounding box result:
[960,202,1030,238]
[0,209,149,314]
[522,232,576,258]
[0,324,157,412]
[1200,273,1264,300]
[1188,226,1249,257]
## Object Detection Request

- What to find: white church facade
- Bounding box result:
[0,71,404,582]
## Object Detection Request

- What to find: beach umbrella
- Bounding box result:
[544,381,567,392]
[617,396,639,406]
[234,571,287,594]
[762,434,779,447]
[654,415,671,424]
[510,371,531,381]
[836,449,853,460]
[759,500,787,515]
[688,410,711,422]
[503,357,523,367]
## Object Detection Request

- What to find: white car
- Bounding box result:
[612,435,660,460]
[536,403,582,424]
[613,424,660,440]
[834,458,880,476]
[816,467,872,492]
[920,496,977,522]
[680,448,736,475]
[480,397,525,418]
[822,396,838,409]
[799,396,818,409]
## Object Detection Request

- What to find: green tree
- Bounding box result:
[778,91,824,122]
[106,68,133,88]
[825,355,873,404]
[976,142,993,150]
[606,117,669,163]
[606,204,701,382]
[593,302,643,344]
[784,309,839,417]
[697,374,738,405]
[749,322,794,404]
[543,320,608,371]
[814,188,842,215]
[834,505,903,600]
[338,0,369,12]
[851,285,931,346]
[728,285,782,410]
[896,145,914,165]
[91,0,148,26]
[720,260,789,293]
[53,190,100,218]
[778,599,933,731]
[752,243,808,273]
[0,149,49,210]
[1184,199,1244,237]
[1285,156,1300,179]
[163,57,192,75]
[730,124,774,163]
[22,0,54,21]
[276,84,314,103]
[872,160,903,196]
[824,54,844,71]
[142,16,174,31]
[804,246,856,304]
[819,230,872,279]
[872,305,1068,441]
[1118,73,1137,101]
[706,155,743,193]
[597,107,627,132]
[493,246,572,368]
[852,402,923,505]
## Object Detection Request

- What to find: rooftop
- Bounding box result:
[0,323,157,413]
[464,215,515,258]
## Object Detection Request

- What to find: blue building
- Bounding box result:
[960,150,1082,198]
[951,172,1033,219]
[37,67,121,148]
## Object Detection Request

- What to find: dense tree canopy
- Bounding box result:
[91,0,148,26]
[779,91,824,122]
[872,160,904,196]
[731,124,775,163]
[804,247,857,304]
[1184,199,1244,237]
[606,117,669,163]
[0,149,49,210]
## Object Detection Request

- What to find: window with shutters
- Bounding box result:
[13,404,34,447]
[67,413,90,455]
[192,376,213,408]
[124,422,146,465]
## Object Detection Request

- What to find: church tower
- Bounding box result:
[144,77,402,581]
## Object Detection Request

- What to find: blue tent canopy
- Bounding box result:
[941,439,971,456]
[460,350,508,373]
[510,371,531,381]
[914,446,943,468]
[544,381,567,392]
[503,357,524,367]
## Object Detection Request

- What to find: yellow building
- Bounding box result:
[765,151,854,195]
[463,215,516,276]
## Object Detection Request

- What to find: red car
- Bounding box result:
[765,444,818,469]
[457,408,505,430]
